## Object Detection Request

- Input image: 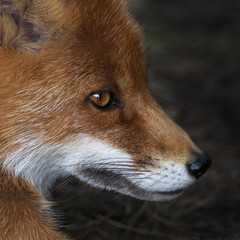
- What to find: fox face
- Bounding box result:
[0,0,211,201]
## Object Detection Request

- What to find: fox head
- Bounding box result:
[0,0,211,201]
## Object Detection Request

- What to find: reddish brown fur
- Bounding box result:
[0,0,200,239]
[0,171,67,239]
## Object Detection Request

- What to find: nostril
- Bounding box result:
[187,153,212,179]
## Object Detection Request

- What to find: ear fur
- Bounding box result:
[0,0,54,54]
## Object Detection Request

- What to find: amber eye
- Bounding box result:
[89,91,113,109]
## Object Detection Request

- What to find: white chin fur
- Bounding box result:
[3,135,195,201]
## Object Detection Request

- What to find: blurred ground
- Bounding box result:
[51,1,240,239]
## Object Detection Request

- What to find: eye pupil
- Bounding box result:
[89,91,112,108]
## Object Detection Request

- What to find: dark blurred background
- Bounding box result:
[52,1,240,239]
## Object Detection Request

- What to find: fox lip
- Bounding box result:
[152,189,185,199]
[78,168,185,201]
[153,189,184,196]
[143,189,184,202]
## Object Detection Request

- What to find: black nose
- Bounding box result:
[187,153,212,179]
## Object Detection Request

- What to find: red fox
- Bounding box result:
[0,0,211,239]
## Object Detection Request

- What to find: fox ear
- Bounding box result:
[0,0,50,54]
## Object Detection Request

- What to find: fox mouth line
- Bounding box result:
[153,189,184,196]
[79,168,185,199]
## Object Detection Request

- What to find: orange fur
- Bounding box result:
[0,0,210,239]
[0,171,67,240]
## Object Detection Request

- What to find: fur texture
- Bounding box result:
[0,0,205,239]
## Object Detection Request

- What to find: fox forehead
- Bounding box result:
[1,0,148,89]
[38,38,147,93]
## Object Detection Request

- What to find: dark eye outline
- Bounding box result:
[88,91,121,110]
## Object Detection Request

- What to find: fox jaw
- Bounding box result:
[0,0,211,202]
